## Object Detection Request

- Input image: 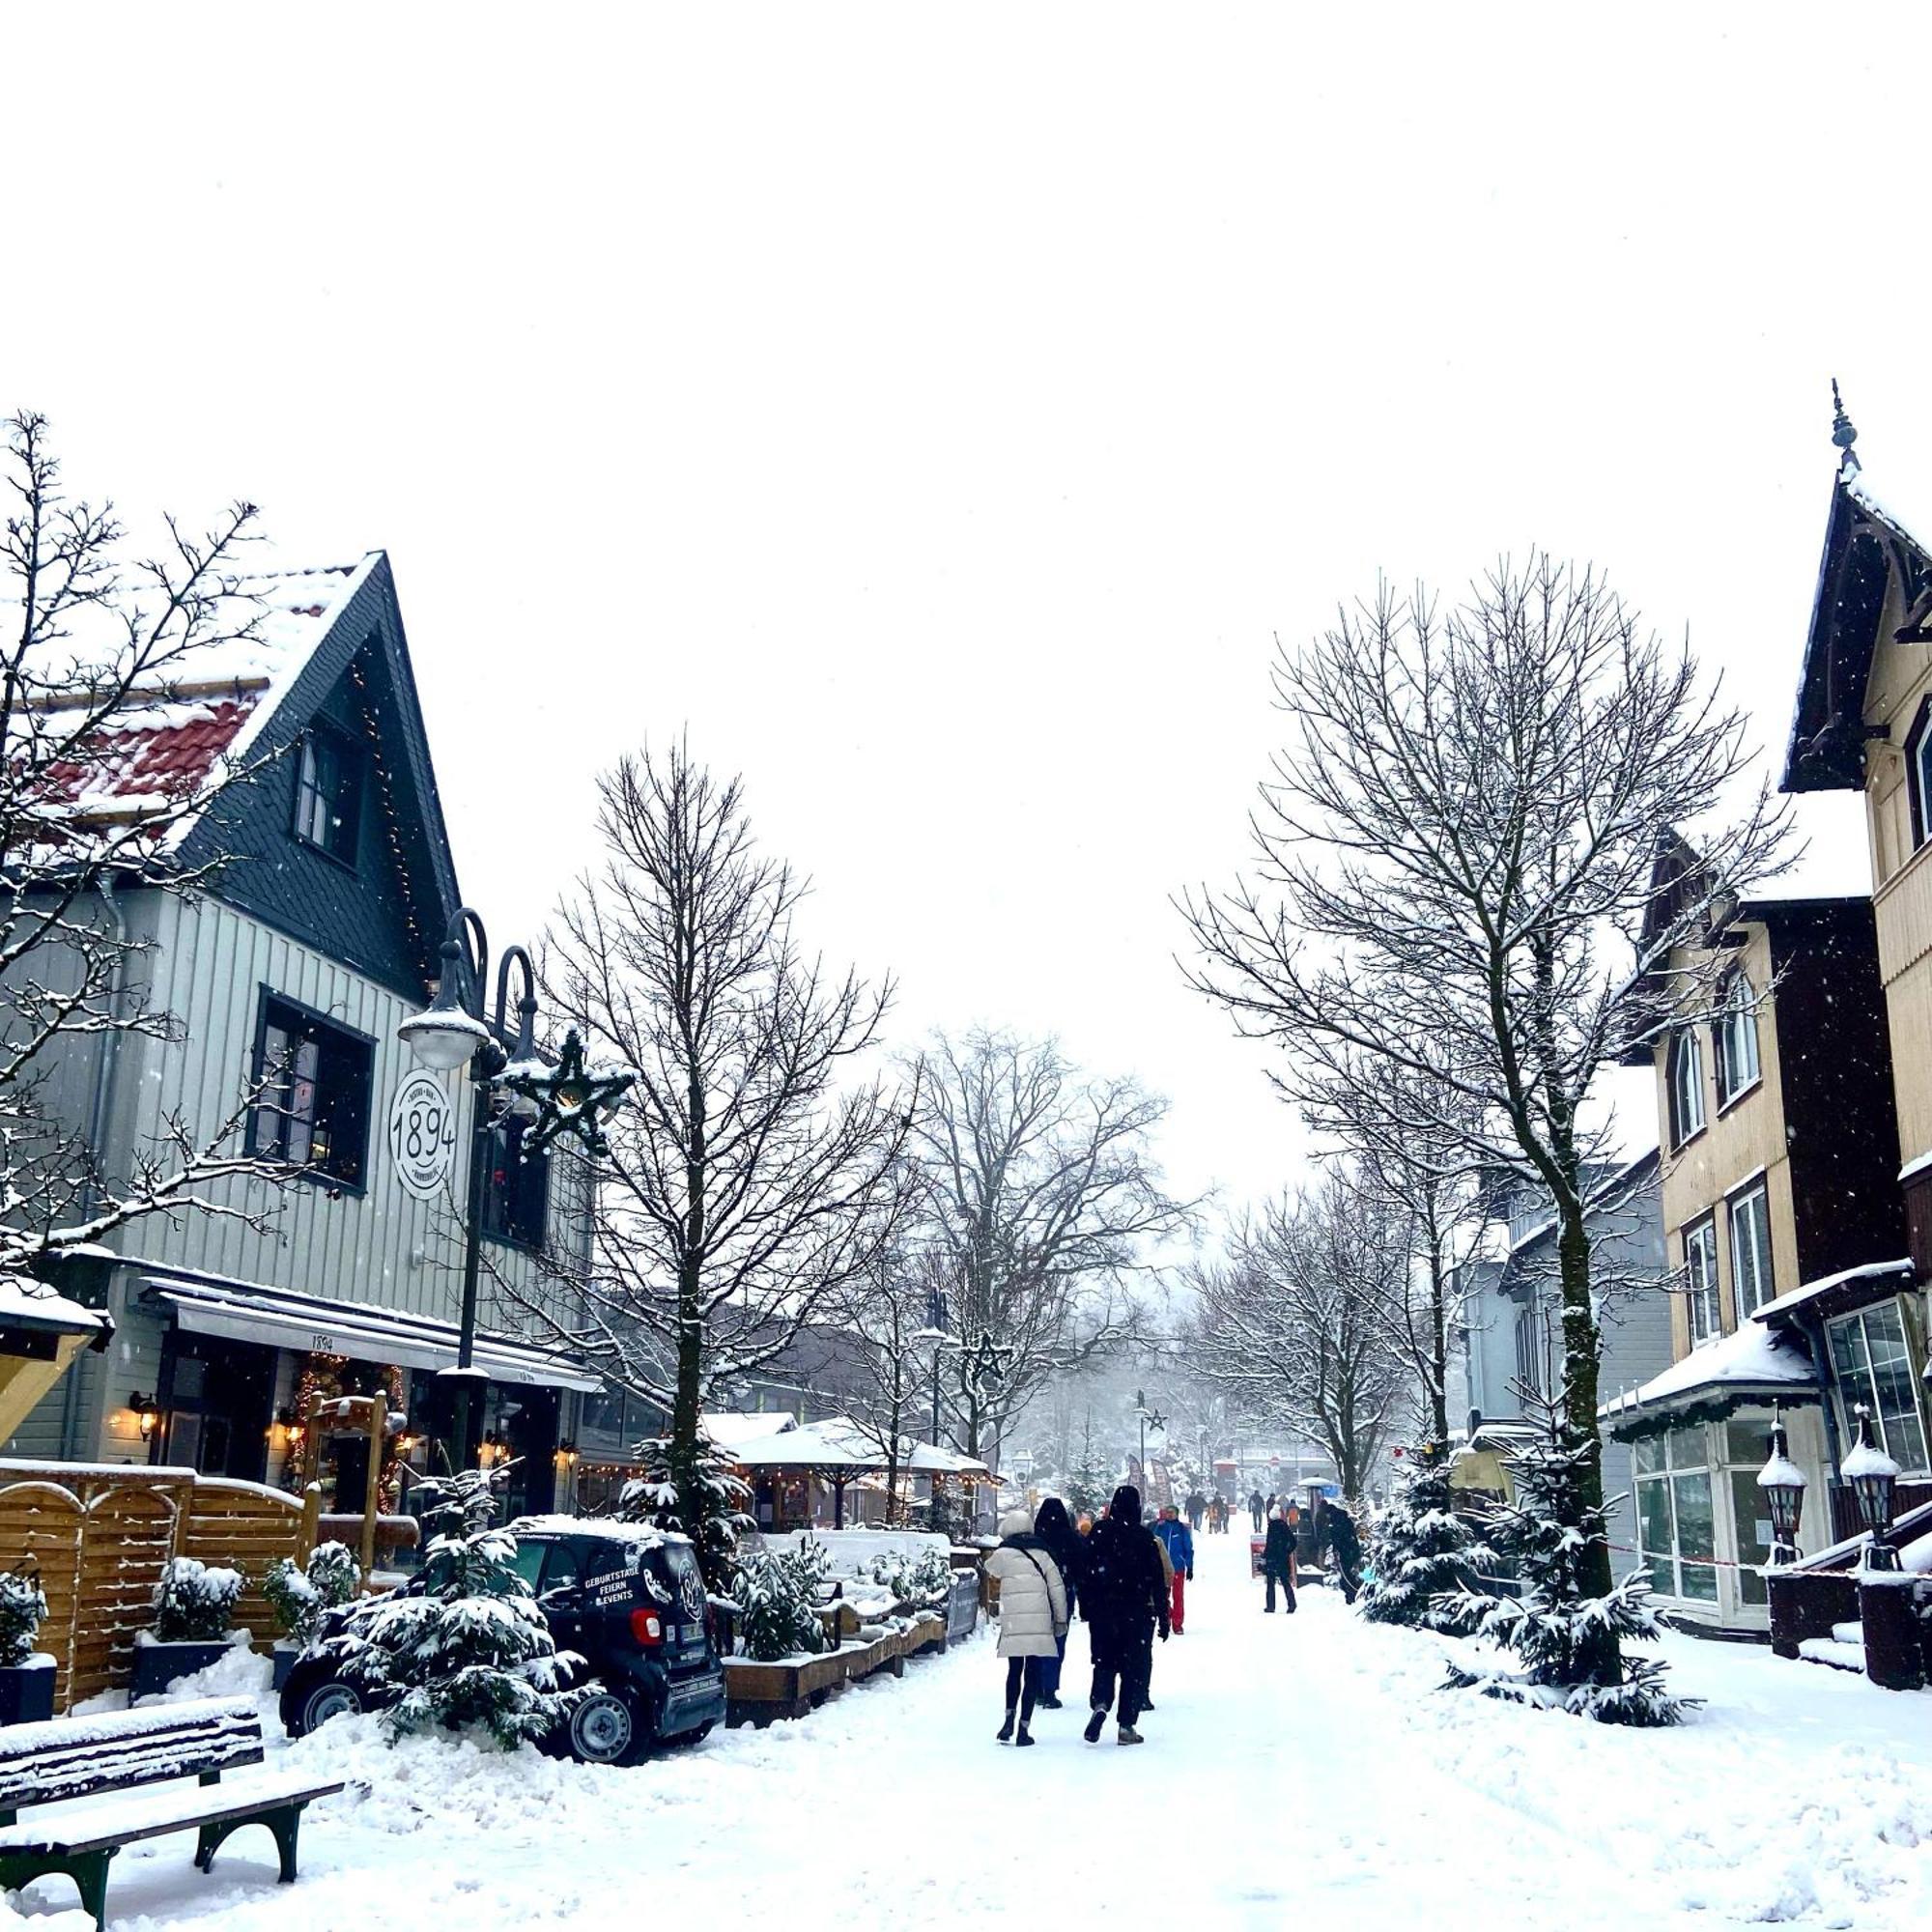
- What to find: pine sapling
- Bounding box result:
[0,1573,46,1668]
[1359,1447,1496,1633]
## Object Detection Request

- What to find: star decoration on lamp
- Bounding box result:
[965,1330,1013,1396]
[495,1026,636,1156]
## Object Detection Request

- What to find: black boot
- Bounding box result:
[1015,1724,1035,1747]
[997,1706,1015,1743]
[1083,1708,1107,1744]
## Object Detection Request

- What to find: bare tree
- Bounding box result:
[505,744,909,1577]
[905,1028,1193,1463]
[1181,554,1785,1689]
[0,411,304,1285]
[1185,1175,1410,1499]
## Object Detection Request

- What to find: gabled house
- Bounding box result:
[14,554,597,1523]
[1450,1149,1673,1552]
[1605,856,1906,1633]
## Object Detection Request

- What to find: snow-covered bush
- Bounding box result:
[1359,1450,1495,1633]
[0,1571,46,1666]
[1436,1390,1693,1727]
[865,1546,952,1607]
[621,1434,753,1590]
[154,1557,243,1642]
[265,1541,363,1645]
[736,1534,831,1661]
[322,1466,578,1748]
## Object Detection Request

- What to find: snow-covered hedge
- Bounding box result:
[154,1557,243,1642]
[265,1541,363,1644]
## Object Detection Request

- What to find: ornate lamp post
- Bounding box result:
[1755,1407,1806,1566]
[1843,1403,1902,1572]
[398,907,634,1471]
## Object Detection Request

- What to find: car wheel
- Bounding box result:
[567,1689,648,1767]
[292,1677,363,1737]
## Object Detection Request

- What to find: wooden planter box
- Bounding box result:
[724,1627,915,1727]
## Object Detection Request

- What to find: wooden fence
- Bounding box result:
[0,1463,318,1709]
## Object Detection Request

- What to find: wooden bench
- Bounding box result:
[0,1695,344,1925]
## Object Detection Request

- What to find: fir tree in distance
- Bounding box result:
[1436,1387,1693,1726]
[1358,1445,1495,1634]
[329,1465,579,1748]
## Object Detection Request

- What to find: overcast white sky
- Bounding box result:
[6,6,1923,1217]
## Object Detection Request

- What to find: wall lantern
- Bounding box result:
[1843,1403,1902,1571]
[1755,1408,1806,1565]
[129,1393,159,1442]
[554,1438,579,1471]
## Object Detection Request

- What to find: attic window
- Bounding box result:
[1909,699,1932,849]
[295,725,364,867]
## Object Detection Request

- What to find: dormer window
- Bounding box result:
[1667,1028,1706,1147]
[1715,972,1760,1106]
[295,725,364,867]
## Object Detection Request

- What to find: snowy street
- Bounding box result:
[13,1527,1927,1932]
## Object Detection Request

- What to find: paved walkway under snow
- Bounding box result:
[18,1528,1932,1930]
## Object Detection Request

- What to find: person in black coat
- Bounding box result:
[1247,1488,1265,1534]
[1079,1484,1168,1745]
[1032,1496,1082,1709]
[1316,1496,1363,1605]
[1263,1505,1297,1614]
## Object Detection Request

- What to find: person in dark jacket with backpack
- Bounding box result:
[1315,1495,1364,1605]
[1032,1496,1082,1707]
[1079,1484,1168,1745]
[1263,1505,1297,1614]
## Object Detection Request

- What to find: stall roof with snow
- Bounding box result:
[1602,1320,1820,1440]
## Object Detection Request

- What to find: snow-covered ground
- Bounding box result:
[6,1529,1930,1929]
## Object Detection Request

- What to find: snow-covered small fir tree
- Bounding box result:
[153,1557,242,1642]
[1436,1387,1693,1726]
[735,1535,831,1662]
[621,1433,753,1591]
[1358,1446,1495,1633]
[326,1465,577,1747]
[0,1572,46,1666]
[265,1542,363,1647]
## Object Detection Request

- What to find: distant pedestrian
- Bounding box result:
[1247,1489,1264,1533]
[1032,1496,1083,1708]
[1079,1484,1168,1746]
[983,1507,1068,1747]
[1151,1502,1195,1635]
[1263,1505,1297,1614]
[1185,1491,1207,1534]
[1315,1496,1363,1605]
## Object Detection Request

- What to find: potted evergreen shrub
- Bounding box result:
[264,1543,361,1690]
[0,1571,54,1724]
[131,1556,247,1697]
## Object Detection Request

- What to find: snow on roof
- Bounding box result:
[509,1514,686,1548]
[1749,1258,1916,1327]
[700,1410,798,1448]
[30,555,377,849]
[0,1278,105,1335]
[1601,1320,1818,1425]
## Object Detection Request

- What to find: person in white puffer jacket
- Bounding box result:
[983,1507,1069,1747]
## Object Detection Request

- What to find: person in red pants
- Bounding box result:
[1151,1503,1195,1634]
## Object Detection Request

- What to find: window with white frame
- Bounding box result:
[1513,1305,1543,1394]
[1682,1217,1719,1345]
[1668,1030,1706,1146]
[1715,973,1760,1106]
[1727,1181,1773,1319]
[1634,1426,1719,1605]
[1827,1301,1930,1471]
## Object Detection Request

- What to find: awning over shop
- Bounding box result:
[143,1271,600,1391]
[1601,1320,1820,1441]
[1750,1257,1917,1327]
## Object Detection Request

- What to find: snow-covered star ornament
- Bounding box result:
[495,1027,635,1156]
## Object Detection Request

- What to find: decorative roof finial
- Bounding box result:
[1832,378,1860,469]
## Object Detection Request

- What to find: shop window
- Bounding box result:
[481,1114,551,1251]
[1715,973,1760,1106]
[247,993,375,1189]
[1668,1030,1706,1146]
[1727,1181,1774,1319]
[1633,1427,1719,1605]
[1682,1217,1720,1345]
[1827,1301,1930,1471]
[294,724,365,867]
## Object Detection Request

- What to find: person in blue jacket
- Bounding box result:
[1151,1502,1195,1634]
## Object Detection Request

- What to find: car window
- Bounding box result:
[540,1544,584,1595]
[510,1542,546,1588]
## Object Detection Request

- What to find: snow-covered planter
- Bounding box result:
[266,1542,362,1688]
[0,1572,53,1725]
[133,1557,249,1697]
[735,1535,832,1662]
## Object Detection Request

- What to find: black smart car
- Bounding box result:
[280,1518,727,1766]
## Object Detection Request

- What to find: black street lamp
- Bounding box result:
[399,907,634,1472]
[1755,1409,1806,1566]
[1844,1404,1902,1571]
